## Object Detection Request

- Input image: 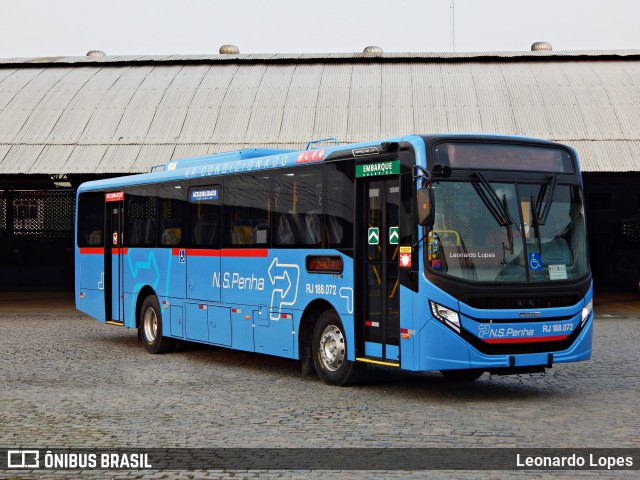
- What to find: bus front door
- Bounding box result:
[356,176,401,365]
[105,199,124,323]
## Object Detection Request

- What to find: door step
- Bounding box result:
[356,357,400,367]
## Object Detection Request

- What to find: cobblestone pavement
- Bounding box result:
[0,298,638,479]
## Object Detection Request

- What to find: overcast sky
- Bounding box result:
[1,0,638,57]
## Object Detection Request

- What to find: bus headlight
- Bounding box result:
[430,301,461,333]
[581,299,593,326]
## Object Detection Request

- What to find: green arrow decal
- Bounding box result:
[389,226,399,244]
[368,227,379,245]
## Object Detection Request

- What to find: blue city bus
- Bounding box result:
[75,134,593,385]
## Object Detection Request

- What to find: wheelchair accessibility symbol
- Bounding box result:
[528,252,543,270]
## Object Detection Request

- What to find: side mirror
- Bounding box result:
[431,163,452,178]
[417,188,434,226]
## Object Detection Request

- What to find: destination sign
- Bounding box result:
[356,160,400,178]
[105,192,124,202]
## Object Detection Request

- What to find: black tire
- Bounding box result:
[311,309,363,386]
[139,295,175,354]
[440,369,484,382]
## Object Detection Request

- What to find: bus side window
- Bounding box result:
[273,172,308,247]
[124,191,157,247]
[187,185,221,248]
[304,212,322,245]
[271,163,353,249]
[77,192,104,248]
[160,226,181,246]
[224,174,270,248]
[158,187,186,247]
[324,163,354,249]
[192,205,219,247]
[300,167,322,247]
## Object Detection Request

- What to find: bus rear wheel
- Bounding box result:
[139,295,175,354]
[312,309,363,386]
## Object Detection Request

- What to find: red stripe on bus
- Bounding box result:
[221,249,269,258]
[184,249,269,258]
[80,247,269,258]
[186,249,221,257]
[482,334,570,344]
[79,247,104,254]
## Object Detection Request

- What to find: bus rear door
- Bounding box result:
[105,193,124,323]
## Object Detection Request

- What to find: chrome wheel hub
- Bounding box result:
[319,324,345,372]
[143,308,158,343]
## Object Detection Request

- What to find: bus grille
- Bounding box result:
[463,295,581,310]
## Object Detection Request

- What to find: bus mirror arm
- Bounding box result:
[413,165,435,251]
[413,229,429,250]
[431,163,452,178]
[412,164,451,183]
[413,165,430,183]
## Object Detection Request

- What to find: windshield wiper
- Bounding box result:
[530,195,542,252]
[471,171,516,226]
[471,171,516,254]
[534,172,558,227]
[501,193,515,254]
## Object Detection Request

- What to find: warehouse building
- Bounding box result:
[0,48,638,290]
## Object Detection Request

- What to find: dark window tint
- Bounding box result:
[188,185,221,248]
[158,183,186,247]
[77,192,104,247]
[272,163,354,249]
[224,175,269,247]
[273,167,323,247]
[325,162,354,249]
[124,187,157,247]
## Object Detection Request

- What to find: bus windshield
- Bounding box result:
[426,180,589,283]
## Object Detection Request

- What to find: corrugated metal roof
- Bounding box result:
[2,50,640,65]
[1,51,640,174]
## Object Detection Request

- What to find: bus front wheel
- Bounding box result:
[139,295,175,354]
[311,309,363,386]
